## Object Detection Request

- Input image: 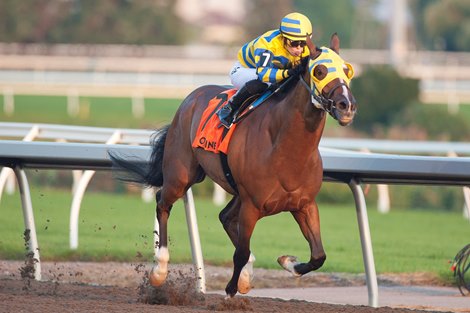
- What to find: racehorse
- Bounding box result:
[110,33,357,298]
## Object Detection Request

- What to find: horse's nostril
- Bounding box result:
[337,101,348,110]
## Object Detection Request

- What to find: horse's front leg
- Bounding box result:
[278,201,326,276]
[225,204,259,298]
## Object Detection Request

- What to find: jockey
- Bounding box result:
[218,12,313,128]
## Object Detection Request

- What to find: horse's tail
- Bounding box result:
[109,125,169,188]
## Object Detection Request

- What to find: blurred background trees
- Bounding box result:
[0,0,468,51]
[0,0,188,44]
[350,66,470,140]
[411,0,470,51]
[350,66,420,133]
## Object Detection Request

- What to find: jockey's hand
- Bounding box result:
[287,63,304,77]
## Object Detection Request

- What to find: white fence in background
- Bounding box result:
[2,43,470,104]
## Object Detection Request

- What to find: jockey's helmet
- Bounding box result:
[279,12,312,41]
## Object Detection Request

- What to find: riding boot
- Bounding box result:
[218,80,268,128]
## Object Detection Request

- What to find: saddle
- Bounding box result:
[191,81,289,193]
[192,88,274,154]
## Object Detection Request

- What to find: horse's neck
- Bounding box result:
[270,79,326,153]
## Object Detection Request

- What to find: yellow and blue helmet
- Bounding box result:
[279,12,312,40]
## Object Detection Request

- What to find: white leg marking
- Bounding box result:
[149,247,170,286]
[277,255,302,277]
[238,253,256,294]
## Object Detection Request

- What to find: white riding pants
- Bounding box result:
[229,61,258,90]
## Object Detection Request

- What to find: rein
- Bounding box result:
[299,73,348,114]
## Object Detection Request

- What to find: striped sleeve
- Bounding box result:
[256,66,288,83]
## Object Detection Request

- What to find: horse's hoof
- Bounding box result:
[149,266,167,287]
[277,255,301,277]
[225,281,239,298]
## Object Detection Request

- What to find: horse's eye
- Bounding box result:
[314,65,327,80]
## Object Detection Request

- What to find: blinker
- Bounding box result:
[308,48,354,92]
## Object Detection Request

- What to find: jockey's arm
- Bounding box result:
[254,49,291,84]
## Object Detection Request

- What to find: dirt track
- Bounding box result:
[0,260,457,313]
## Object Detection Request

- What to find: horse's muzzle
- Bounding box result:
[333,99,356,126]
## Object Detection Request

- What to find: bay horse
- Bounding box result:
[110,33,357,297]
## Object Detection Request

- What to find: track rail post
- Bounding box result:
[69,130,122,249]
[13,166,42,281]
[183,188,206,293]
[348,178,378,307]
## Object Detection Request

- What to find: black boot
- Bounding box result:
[217,80,268,128]
[217,101,234,128]
[217,87,250,128]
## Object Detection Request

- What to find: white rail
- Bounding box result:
[321,138,470,217]
[0,122,155,251]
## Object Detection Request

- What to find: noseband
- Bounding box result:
[299,74,349,114]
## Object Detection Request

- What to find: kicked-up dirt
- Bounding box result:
[0,260,455,313]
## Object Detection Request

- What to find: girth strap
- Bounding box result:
[218,123,238,194]
[220,152,238,194]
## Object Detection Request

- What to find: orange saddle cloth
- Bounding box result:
[192,89,238,154]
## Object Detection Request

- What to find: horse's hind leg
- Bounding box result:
[278,201,326,276]
[149,189,171,286]
[149,164,203,287]
[219,197,256,294]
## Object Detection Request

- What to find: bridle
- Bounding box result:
[299,73,348,114]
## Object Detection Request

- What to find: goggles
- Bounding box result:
[287,39,307,48]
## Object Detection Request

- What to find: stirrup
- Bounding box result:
[218,104,234,128]
[219,115,233,128]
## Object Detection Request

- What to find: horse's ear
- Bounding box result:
[307,35,320,59]
[330,33,340,54]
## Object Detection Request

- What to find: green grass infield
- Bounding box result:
[1,185,467,283]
